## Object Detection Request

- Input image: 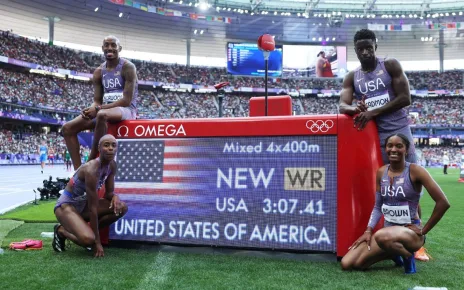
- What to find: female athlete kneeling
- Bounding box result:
[341,133,450,273]
[53,134,128,257]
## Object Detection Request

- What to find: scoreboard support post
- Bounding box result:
[108,114,382,258]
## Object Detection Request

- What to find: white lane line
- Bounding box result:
[136,252,175,289]
[0,200,35,214]
[0,189,34,196]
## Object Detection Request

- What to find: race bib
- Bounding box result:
[103,92,124,104]
[382,204,411,224]
[365,92,390,111]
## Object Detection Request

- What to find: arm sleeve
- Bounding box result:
[367,191,383,229]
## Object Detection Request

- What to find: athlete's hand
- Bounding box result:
[349,231,372,251]
[94,243,104,258]
[110,195,123,216]
[406,224,423,236]
[81,106,97,120]
[356,95,368,113]
[354,110,376,130]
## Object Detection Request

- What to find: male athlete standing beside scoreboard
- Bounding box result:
[339,28,417,164]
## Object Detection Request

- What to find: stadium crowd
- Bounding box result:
[1,30,463,166]
[420,146,462,166]
[0,128,64,160]
[1,30,463,90]
[2,67,464,123]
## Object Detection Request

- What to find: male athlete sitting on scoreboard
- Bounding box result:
[61,35,138,170]
[340,134,450,273]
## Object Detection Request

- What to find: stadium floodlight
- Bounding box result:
[332,37,336,41]
[326,37,329,41]
[200,30,204,34]
[227,7,231,11]
[251,12,254,15]
[427,14,431,17]
[318,37,322,41]
[420,16,423,19]
[409,14,412,18]
[94,7,99,12]
[396,15,399,18]
[421,37,425,41]
[429,37,433,41]
[460,12,463,16]
[445,13,449,16]
[312,37,316,41]
[194,29,198,34]
[345,14,349,18]
[297,13,301,16]
[169,0,173,2]
[439,13,443,16]
[119,12,123,17]
[233,8,237,12]
[245,10,248,13]
[389,15,393,18]
[414,14,417,18]
[452,12,456,16]
[179,0,183,4]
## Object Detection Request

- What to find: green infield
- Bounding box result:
[0,168,462,290]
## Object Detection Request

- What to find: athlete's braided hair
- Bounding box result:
[354,29,377,44]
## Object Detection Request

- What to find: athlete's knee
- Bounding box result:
[96,110,109,123]
[61,122,74,137]
[340,257,353,271]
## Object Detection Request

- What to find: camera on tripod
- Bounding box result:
[36,175,70,200]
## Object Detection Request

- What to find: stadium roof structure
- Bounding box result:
[217,0,463,16]
[1,0,463,57]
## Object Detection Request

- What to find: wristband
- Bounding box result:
[95,105,102,112]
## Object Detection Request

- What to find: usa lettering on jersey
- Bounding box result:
[381,185,406,197]
[358,77,386,94]
[103,78,122,89]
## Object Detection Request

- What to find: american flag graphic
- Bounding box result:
[114,139,210,198]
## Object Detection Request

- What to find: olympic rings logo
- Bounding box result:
[305,120,334,133]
